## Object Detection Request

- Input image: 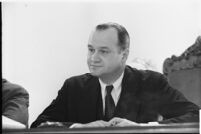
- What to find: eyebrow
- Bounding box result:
[88,44,109,50]
[88,44,93,48]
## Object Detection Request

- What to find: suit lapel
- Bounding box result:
[114,66,141,122]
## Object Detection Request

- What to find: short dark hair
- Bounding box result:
[95,22,130,50]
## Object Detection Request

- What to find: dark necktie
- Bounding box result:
[104,85,115,121]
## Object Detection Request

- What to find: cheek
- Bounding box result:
[107,55,122,64]
[87,57,90,65]
[108,59,122,70]
[87,53,90,59]
[105,59,117,69]
[87,54,91,61]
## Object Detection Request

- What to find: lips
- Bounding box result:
[90,65,102,68]
[90,65,103,69]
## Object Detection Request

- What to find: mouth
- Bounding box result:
[90,65,102,68]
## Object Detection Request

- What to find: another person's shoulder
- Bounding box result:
[2,79,28,97]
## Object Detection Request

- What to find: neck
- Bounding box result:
[99,65,125,85]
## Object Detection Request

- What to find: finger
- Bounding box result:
[111,117,124,123]
[109,117,123,126]
[109,117,121,122]
[115,121,126,127]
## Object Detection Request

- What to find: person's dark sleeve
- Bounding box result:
[2,82,29,126]
[154,74,200,123]
[30,80,74,128]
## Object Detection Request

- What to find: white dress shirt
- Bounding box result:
[99,71,124,115]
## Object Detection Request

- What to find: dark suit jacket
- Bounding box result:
[31,66,199,128]
[2,79,29,126]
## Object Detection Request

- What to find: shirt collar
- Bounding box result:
[99,71,124,91]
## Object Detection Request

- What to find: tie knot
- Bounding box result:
[106,85,113,94]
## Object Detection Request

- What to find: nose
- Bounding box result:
[90,51,101,63]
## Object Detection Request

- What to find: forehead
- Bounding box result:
[88,28,118,48]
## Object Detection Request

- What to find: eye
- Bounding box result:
[100,50,109,54]
[88,48,95,53]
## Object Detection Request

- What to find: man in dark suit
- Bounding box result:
[31,22,199,128]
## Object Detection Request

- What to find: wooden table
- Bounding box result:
[3,122,199,133]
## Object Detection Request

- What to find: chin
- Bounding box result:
[89,70,102,77]
[90,72,101,77]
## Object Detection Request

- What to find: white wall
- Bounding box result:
[2,0,201,126]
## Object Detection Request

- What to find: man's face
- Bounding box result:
[87,28,126,78]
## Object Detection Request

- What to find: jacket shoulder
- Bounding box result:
[126,65,167,90]
[126,65,165,81]
[63,73,96,88]
[140,70,166,81]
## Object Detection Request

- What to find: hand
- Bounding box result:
[109,117,139,127]
[70,120,110,128]
[38,121,64,128]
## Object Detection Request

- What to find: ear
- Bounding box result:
[121,48,129,62]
